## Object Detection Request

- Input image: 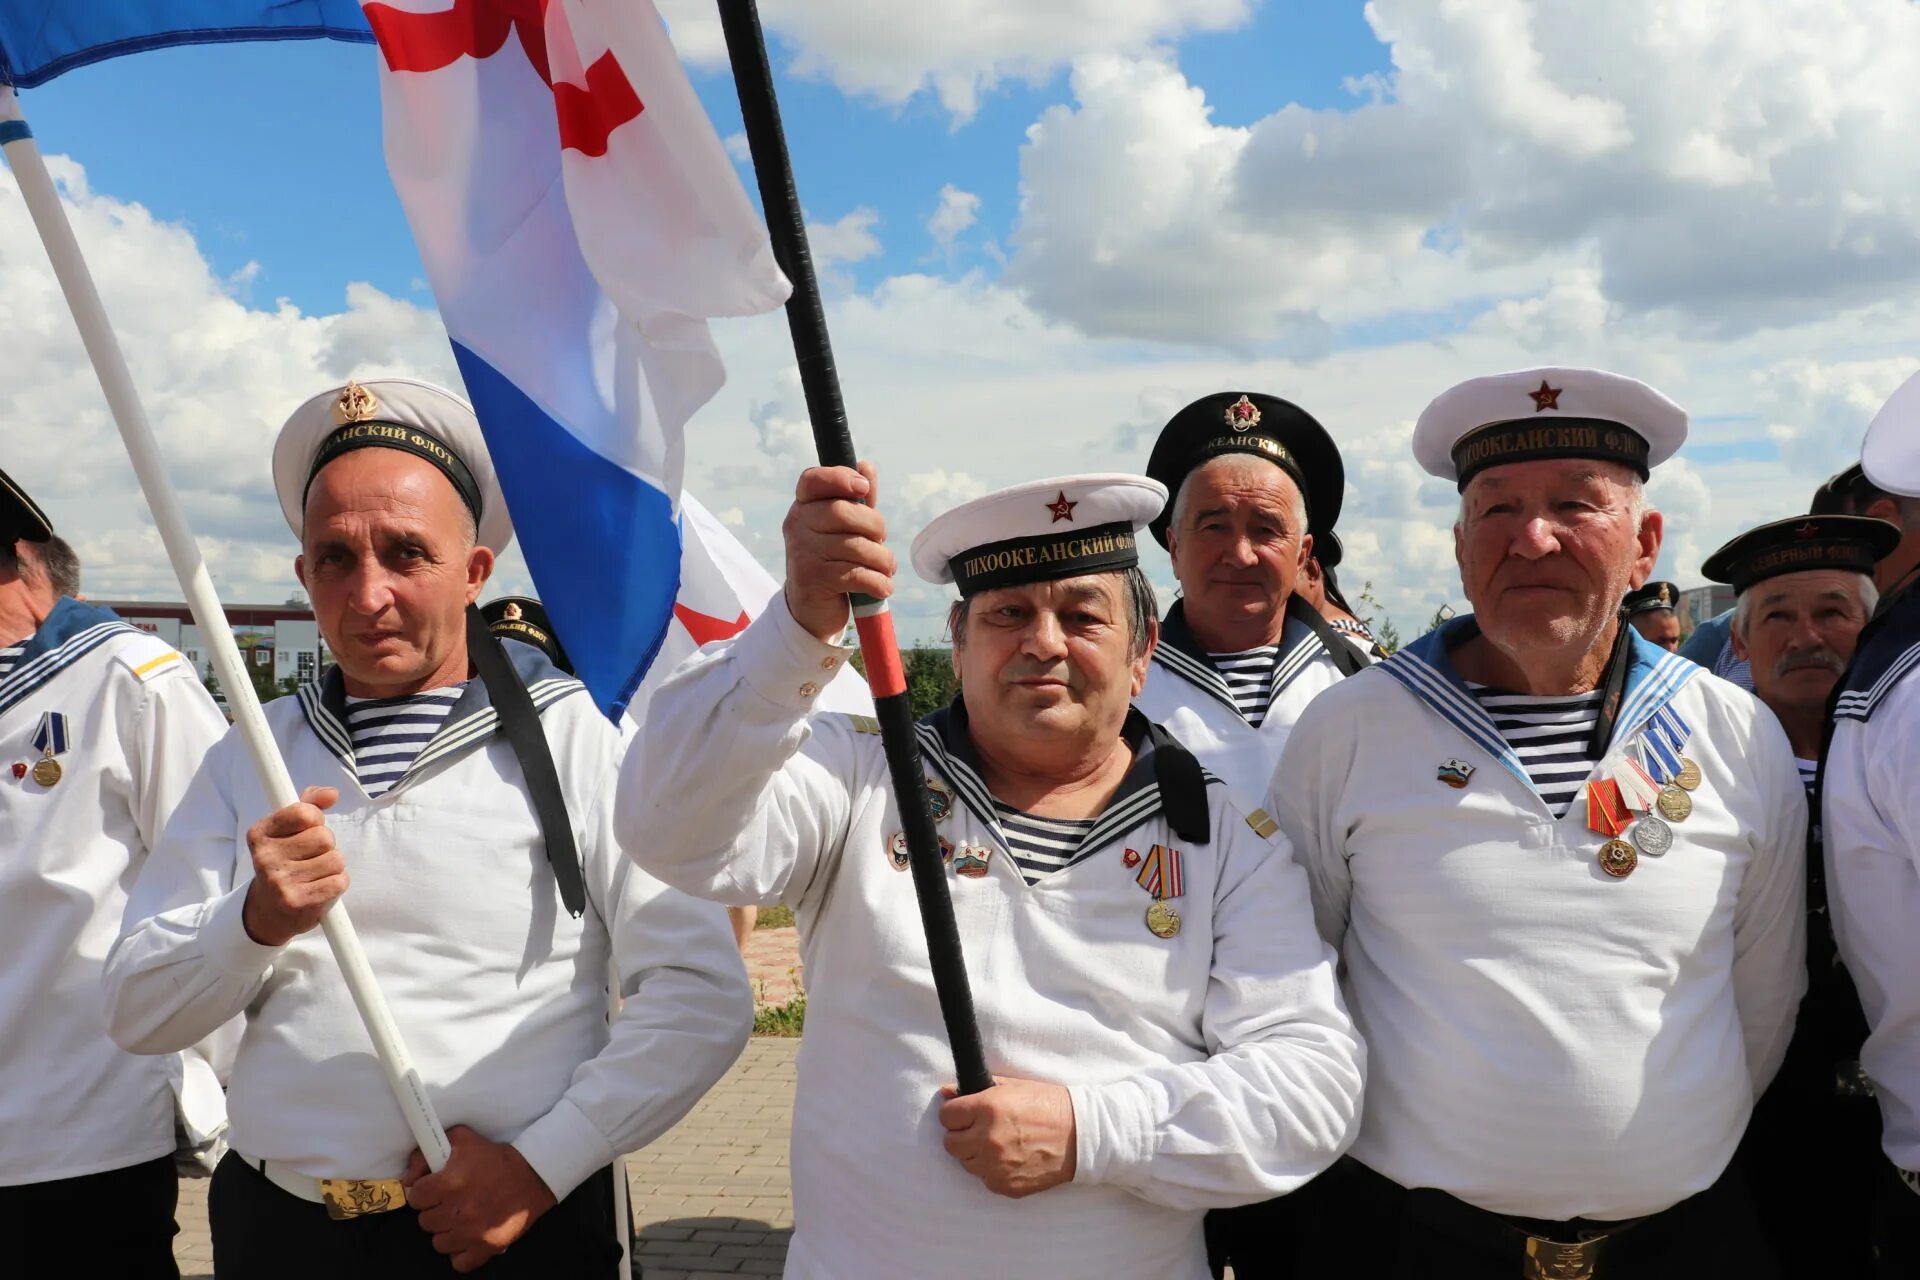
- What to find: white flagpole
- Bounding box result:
[0,84,452,1172]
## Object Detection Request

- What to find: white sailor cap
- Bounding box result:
[1862,371,1920,499]
[272,378,513,553]
[909,474,1167,596]
[1413,366,1687,490]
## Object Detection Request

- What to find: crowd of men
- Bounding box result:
[4,364,1920,1278]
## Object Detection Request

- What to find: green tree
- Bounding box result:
[1357,581,1402,654]
[905,644,958,719]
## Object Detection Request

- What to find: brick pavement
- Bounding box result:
[742,926,803,1008]
[169,1038,798,1279]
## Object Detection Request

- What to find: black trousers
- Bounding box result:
[0,1155,180,1279]
[209,1152,624,1279]
[1204,1171,1336,1279]
[1739,1075,1881,1277]
[1294,1158,1779,1279]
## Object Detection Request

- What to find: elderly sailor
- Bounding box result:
[617,464,1363,1278]
[1273,367,1805,1278]
[0,468,230,1279]
[106,380,750,1278]
[1134,393,1369,806]
[1701,514,1896,1277]
[1622,580,1681,652]
[1825,372,1920,1277]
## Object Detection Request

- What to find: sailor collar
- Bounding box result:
[1150,597,1327,722]
[1835,580,1920,725]
[0,597,140,720]
[1379,614,1700,801]
[913,696,1215,870]
[296,639,583,797]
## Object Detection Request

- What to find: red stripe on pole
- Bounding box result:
[855,612,908,698]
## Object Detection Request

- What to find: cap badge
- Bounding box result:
[1225,394,1262,432]
[503,601,523,621]
[1045,490,1078,523]
[1657,584,1671,605]
[332,381,381,425]
[1795,521,1820,540]
[1527,380,1562,413]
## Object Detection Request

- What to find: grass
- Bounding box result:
[754,904,795,930]
[753,994,806,1037]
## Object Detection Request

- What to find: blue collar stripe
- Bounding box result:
[1378,649,1535,792]
[0,620,138,720]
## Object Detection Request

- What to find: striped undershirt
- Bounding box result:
[1208,645,1280,727]
[344,685,465,797]
[1796,757,1819,798]
[0,642,23,681]
[1467,683,1604,818]
[993,801,1096,885]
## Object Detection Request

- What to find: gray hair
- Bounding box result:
[40,536,80,598]
[0,537,77,597]
[1733,573,1879,638]
[947,566,1159,660]
[1170,454,1309,540]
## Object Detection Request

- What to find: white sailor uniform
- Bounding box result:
[1133,599,1348,805]
[1827,587,1920,1183]
[615,603,1364,1280]
[105,642,751,1206]
[0,596,231,1187]
[1272,620,1805,1223]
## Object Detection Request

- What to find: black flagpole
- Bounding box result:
[718,0,992,1096]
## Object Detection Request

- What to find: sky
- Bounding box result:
[4,0,1919,646]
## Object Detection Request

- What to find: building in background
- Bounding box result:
[95,600,328,692]
[1677,584,1734,637]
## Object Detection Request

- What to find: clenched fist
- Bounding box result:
[782,463,894,642]
[241,786,348,947]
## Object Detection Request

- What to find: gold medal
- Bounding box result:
[1674,758,1702,791]
[1656,785,1693,822]
[1145,899,1182,938]
[1597,839,1637,878]
[30,753,61,787]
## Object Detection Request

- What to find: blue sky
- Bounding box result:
[9,2,1391,310]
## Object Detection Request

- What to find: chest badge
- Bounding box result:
[1122,847,1142,868]
[924,777,955,823]
[10,762,25,781]
[30,711,70,787]
[1437,758,1475,789]
[1135,844,1186,939]
[952,842,992,879]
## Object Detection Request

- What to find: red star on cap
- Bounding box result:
[1795,521,1821,539]
[1046,490,1078,523]
[1528,380,1562,412]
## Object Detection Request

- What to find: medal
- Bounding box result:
[1135,844,1186,939]
[924,778,955,822]
[1674,758,1702,791]
[1632,814,1673,856]
[29,712,68,788]
[1656,785,1693,823]
[1611,756,1662,812]
[1597,839,1638,878]
[886,830,910,871]
[1145,899,1182,938]
[1584,778,1628,837]
[953,842,992,878]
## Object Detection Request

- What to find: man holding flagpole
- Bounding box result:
[0,467,231,1279]
[107,379,751,1277]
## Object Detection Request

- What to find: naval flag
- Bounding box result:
[363,0,794,716]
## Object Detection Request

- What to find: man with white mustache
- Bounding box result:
[1701,513,1897,1277]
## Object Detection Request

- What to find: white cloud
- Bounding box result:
[806,207,882,286]
[926,185,981,253]
[12,148,1919,656]
[655,0,1251,121]
[1009,0,1920,345]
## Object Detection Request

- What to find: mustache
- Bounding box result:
[1774,648,1846,678]
[1000,660,1074,685]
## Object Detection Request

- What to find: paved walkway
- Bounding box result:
[171,1038,798,1278]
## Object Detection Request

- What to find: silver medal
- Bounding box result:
[1633,814,1674,857]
